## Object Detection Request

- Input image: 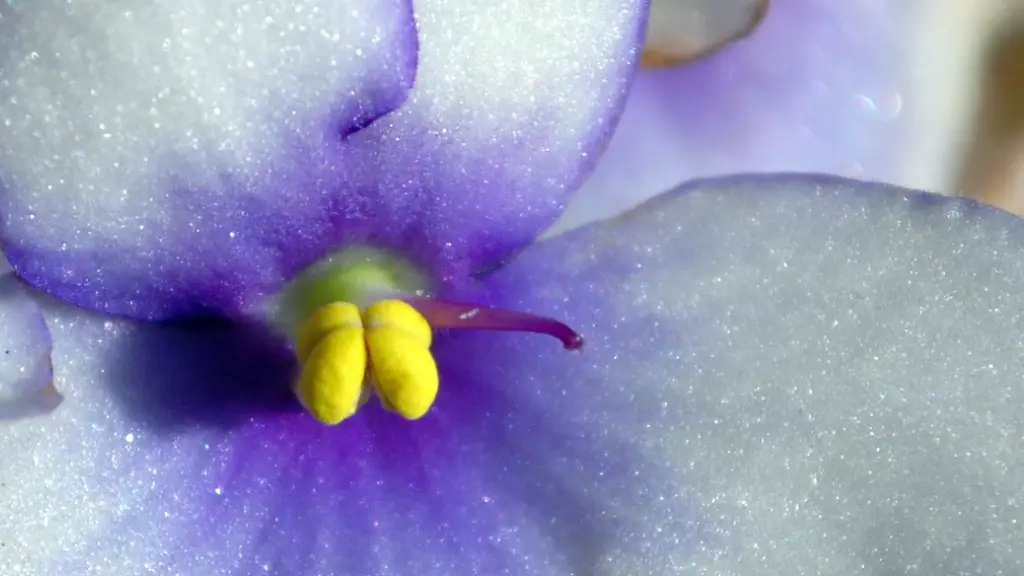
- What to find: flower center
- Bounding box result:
[295,299,436,425]
[273,246,583,426]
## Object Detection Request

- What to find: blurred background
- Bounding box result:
[553,0,1024,233]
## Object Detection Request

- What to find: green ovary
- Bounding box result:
[271,246,432,344]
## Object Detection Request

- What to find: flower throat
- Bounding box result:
[271,247,583,426]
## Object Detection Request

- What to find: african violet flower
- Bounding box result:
[2,1,1023,576]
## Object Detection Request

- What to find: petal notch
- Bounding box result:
[0,0,646,321]
[0,0,418,318]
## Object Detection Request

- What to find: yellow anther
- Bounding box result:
[294,301,366,425]
[364,300,438,420]
[295,302,362,365]
[364,300,432,346]
[293,299,439,424]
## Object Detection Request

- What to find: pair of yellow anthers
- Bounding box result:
[293,299,437,425]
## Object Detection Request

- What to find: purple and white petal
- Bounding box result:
[0,298,650,575]
[0,260,58,422]
[5,174,1024,573]
[0,0,417,319]
[0,0,645,321]
[479,174,1024,572]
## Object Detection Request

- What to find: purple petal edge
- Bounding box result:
[0,0,646,323]
[0,0,418,321]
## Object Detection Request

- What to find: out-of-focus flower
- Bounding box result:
[556,0,1024,233]
[640,0,768,67]
[554,0,912,233]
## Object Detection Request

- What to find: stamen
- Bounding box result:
[404,297,584,351]
[364,300,439,420]
[280,246,584,426]
[293,302,368,425]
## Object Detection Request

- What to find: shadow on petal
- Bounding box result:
[97,307,632,571]
[103,316,301,433]
[415,333,639,572]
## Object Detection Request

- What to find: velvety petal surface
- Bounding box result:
[5,174,1024,574]
[550,0,909,234]
[502,174,1024,572]
[0,260,59,422]
[0,0,644,320]
[0,297,678,575]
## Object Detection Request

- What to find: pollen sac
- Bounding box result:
[294,304,368,426]
[295,302,363,365]
[364,300,439,420]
